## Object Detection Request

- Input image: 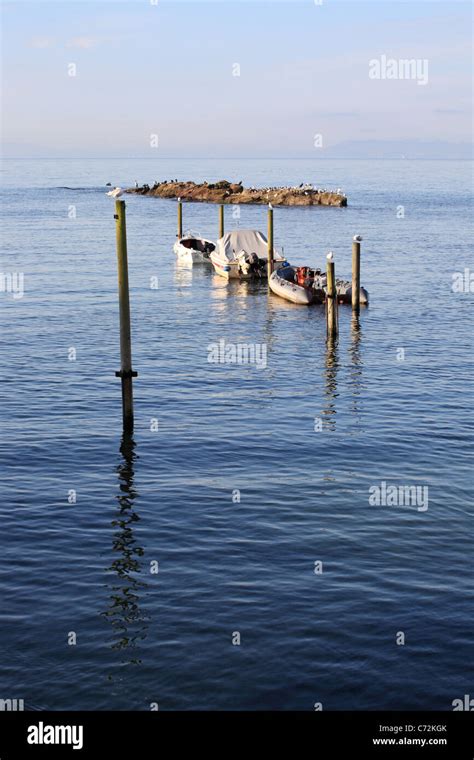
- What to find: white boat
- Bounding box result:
[269,265,369,306]
[210,229,286,280]
[174,232,215,265]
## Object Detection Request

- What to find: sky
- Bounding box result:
[1,0,472,157]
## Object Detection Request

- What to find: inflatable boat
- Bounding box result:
[269,265,369,306]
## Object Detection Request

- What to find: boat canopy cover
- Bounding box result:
[217,229,282,261]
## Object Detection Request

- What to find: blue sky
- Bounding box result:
[1,0,472,157]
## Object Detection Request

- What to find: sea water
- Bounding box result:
[0,157,472,709]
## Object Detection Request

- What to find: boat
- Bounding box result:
[269,265,326,304]
[210,229,286,280]
[269,265,369,305]
[332,278,369,305]
[174,232,215,265]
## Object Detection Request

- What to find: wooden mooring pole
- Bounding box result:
[267,203,274,280]
[352,235,362,312]
[326,251,338,337]
[177,197,183,239]
[114,200,137,432]
[219,204,224,239]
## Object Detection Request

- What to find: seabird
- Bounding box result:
[106,187,125,199]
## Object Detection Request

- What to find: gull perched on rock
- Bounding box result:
[106,187,125,199]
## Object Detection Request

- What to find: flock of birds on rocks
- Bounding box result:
[249,183,346,196]
[106,180,346,199]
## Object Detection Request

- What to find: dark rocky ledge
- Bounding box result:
[126,179,347,207]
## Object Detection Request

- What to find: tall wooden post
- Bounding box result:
[218,204,224,239]
[177,197,183,239]
[326,251,338,337]
[267,204,274,280]
[114,200,137,431]
[352,235,362,312]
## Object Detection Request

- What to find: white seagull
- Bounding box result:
[106,187,125,199]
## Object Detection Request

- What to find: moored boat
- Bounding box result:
[269,266,325,304]
[210,229,286,280]
[174,232,215,265]
[269,265,369,305]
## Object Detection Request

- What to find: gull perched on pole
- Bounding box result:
[106,187,125,199]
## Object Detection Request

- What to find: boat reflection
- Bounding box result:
[209,274,268,323]
[102,434,148,662]
[173,262,193,288]
[210,274,267,299]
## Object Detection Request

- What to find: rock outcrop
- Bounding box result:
[126,180,347,207]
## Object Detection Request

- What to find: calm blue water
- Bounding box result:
[0,158,472,710]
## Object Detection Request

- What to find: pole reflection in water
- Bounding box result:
[322,334,339,430]
[348,313,363,421]
[102,434,148,664]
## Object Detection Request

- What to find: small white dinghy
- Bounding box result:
[174,232,215,265]
[270,265,369,306]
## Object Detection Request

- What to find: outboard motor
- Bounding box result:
[237,251,260,276]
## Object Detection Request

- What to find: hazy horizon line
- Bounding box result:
[2,156,473,161]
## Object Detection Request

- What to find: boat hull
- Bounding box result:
[270,267,369,306]
[173,239,213,265]
[269,270,318,304]
[210,254,268,280]
[334,284,369,305]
